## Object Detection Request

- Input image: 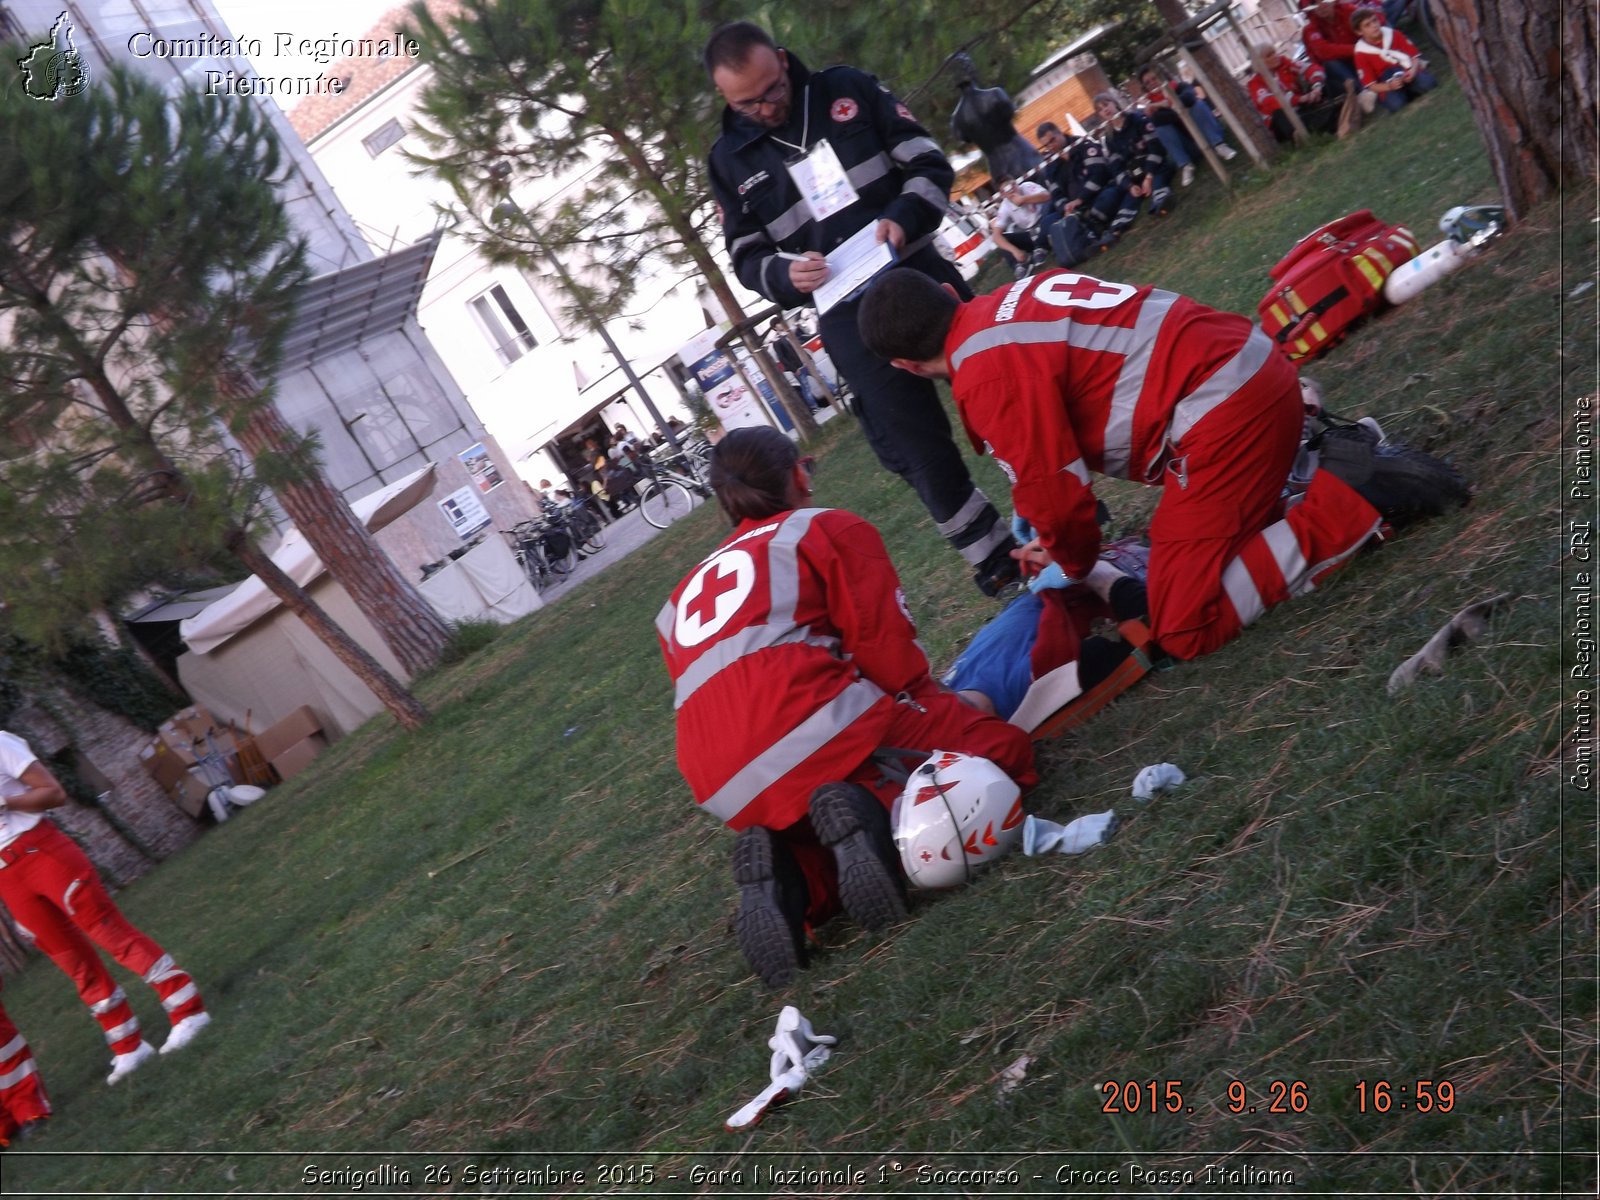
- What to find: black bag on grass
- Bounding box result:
[1050,214,1096,268]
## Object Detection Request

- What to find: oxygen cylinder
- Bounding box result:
[1383,238,1474,305]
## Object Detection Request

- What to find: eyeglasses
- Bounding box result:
[798,455,816,480]
[730,77,787,116]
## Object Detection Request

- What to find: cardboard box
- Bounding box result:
[169,768,215,819]
[139,741,190,791]
[171,704,217,740]
[255,706,321,763]
[268,733,327,781]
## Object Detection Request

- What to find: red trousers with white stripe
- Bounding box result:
[783,688,1037,926]
[0,823,204,1056]
[1145,370,1382,661]
[0,997,50,1142]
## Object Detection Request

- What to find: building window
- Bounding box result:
[470,284,540,366]
[362,118,406,158]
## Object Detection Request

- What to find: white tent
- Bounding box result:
[177,464,540,738]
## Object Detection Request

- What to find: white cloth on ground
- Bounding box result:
[1022,811,1118,855]
[1132,763,1185,800]
[725,1006,837,1131]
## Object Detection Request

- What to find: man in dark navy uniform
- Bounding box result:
[702,22,1018,596]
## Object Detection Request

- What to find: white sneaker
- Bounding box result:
[160,1011,211,1055]
[1180,163,1196,188]
[1215,143,1237,160]
[106,1040,156,1085]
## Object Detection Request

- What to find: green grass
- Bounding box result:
[3,74,1593,1196]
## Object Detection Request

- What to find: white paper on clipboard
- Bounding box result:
[812,224,897,314]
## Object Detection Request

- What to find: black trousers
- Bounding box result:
[818,246,1010,569]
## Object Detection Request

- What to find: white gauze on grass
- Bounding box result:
[1022,811,1118,856]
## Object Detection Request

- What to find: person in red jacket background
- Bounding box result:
[657,427,1036,987]
[858,268,1469,663]
[0,992,50,1148]
[1247,43,1353,141]
[1300,0,1368,99]
[1352,6,1437,111]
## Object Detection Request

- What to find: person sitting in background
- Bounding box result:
[1094,92,1176,235]
[1352,7,1436,111]
[1299,0,1369,101]
[1247,43,1354,141]
[1136,64,1236,189]
[1036,122,1123,256]
[656,427,1036,987]
[988,176,1051,279]
[0,731,211,1086]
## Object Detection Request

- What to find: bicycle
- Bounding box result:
[637,473,699,528]
[506,521,573,592]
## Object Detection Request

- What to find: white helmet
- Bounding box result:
[891,750,1025,890]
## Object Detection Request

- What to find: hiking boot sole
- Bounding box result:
[732,828,806,987]
[810,784,908,931]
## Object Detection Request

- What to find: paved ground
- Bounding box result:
[534,498,704,607]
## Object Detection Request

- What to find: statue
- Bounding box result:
[948,53,1040,182]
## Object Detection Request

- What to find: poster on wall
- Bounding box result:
[438,485,492,540]
[459,441,504,493]
[677,326,772,434]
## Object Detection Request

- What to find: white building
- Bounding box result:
[282,1,714,493]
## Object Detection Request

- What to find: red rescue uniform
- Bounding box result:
[658,507,1035,920]
[0,995,50,1145]
[944,272,1383,660]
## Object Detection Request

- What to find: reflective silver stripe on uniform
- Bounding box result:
[903,176,948,210]
[102,1017,140,1045]
[890,136,941,164]
[935,489,995,539]
[62,877,83,917]
[674,627,842,709]
[1102,289,1179,479]
[1261,522,1309,597]
[160,982,198,1012]
[763,200,815,245]
[1221,554,1266,627]
[1300,517,1380,591]
[729,230,768,257]
[0,1034,25,1061]
[949,316,1142,373]
[89,987,128,1016]
[1062,457,1091,485]
[958,520,1013,565]
[1167,328,1275,446]
[698,677,888,823]
[143,953,179,985]
[762,254,789,296]
[668,510,829,709]
[846,152,893,193]
[0,1059,37,1090]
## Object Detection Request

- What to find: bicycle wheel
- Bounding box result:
[639,478,696,528]
[576,509,606,552]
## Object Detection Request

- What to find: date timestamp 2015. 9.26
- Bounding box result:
[1100,1079,1456,1115]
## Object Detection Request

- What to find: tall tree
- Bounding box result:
[1429,0,1595,222]
[0,62,433,729]
[404,0,818,438]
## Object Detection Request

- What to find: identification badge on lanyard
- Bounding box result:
[786,139,859,222]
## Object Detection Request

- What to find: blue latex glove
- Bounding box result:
[1010,514,1035,544]
[1027,563,1077,592]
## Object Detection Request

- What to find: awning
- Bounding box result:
[180,463,437,655]
[276,232,443,374]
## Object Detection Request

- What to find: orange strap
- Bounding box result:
[1030,620,1160,741]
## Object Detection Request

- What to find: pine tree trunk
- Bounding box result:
[1429,0,1595,221]
[227,531,430,731]
[226,378,454,678]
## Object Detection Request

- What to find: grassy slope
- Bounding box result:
[4,75,1593,1196]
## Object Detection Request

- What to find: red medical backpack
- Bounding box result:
[1257,210,1421,362]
